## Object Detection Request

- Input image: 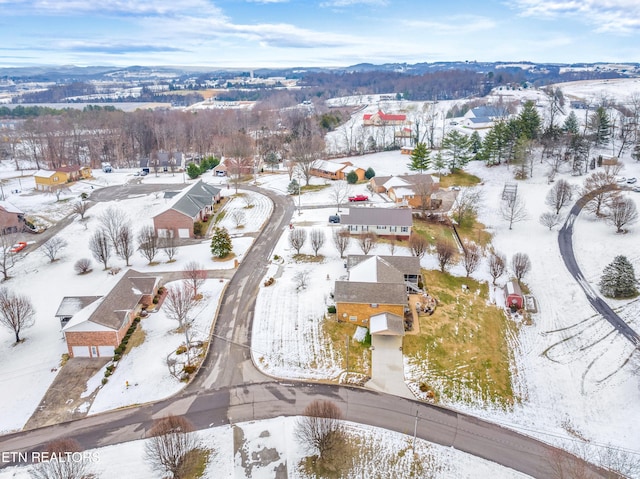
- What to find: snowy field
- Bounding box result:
[0,417,531,479]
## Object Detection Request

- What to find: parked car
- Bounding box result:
[10,242,27,253]
[329,215,340,224]
[348,194,369,202]
[627,177,637,184]
[633,186,640,193]
[616,176,627,183]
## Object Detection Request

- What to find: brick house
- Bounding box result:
[369,174,439,209]
[153,180,221,239]
[334,255,420,327]
[62,269,159,358]
[0,201,24,235]
[340,207,413,239]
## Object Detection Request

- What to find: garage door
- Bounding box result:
[98,346,115,357]
[72,346,90,357]
[178,228,190,238]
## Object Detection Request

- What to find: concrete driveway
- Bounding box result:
[366,335,413,399]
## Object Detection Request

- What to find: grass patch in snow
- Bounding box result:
[124,326,146,353]
[412,219,455,246]
[456,219,493,247]
[437,169,482,188]
[404,270,517,407]
[301,184,330,192]
[323,319,371,376]
[293,254,324,263]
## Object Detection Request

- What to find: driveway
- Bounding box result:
[366,335,413,399]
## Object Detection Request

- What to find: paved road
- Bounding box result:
[558,194,640,347]
[0,182,618,479]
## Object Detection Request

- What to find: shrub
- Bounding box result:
[183,364,197,374]
[157,286,166,295]
[113,353,122,362]
[176,345,187,355]
[346,170,358,184]
[104,370,112,377]
[327,305,336,314]
[364,167,376,179]
[101,378,108,385]
[106,365,115,373]
[74,258,92,275]
[193,221,205,237]
[114,346,124,355]
[152,296,159,304]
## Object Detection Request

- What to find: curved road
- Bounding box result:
[0,182,617,479]
[558,194,640,347]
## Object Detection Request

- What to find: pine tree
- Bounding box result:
[287,179,300,195]
[407,142,430,173]
[346,170,358,184]
[469,131,482,159]
[516,100,541,140]
[599,255,638,298]
[364,167,376,179]
[210,226,232,258]
[563,111,579,135]
[442,130,472,172]
[589,106,611,146]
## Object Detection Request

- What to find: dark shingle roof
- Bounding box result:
[334,281,406,305]
[169,180,220,219]
[55,296,102,318]
[340,207,412,227]
[347,255,420,276]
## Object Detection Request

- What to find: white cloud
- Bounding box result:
[0,0,222,16]
[510,0,640,33]
[403,15,496,34]
[320,0,388,7]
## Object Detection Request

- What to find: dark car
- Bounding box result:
[329,215,340,224]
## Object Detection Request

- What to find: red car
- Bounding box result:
[10,242,27,253]
[348,194,369,202]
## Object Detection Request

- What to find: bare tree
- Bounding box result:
[183,261,207,297]
[289,228,307,254]
[138,225,159,263]
[115,224,134,266]
[40,237,68,263]
[71,200,90,221]
[74,258,92,275]
[164,281,199,362]
[309,229,325,256]
[606,197,639,233]
[387,234,397,256]
[357,232,378,255]
[0,287,35,343]
[145,415,199,479]
[489,250,506,285]
[500,195,528,230]
[545,179,574,215]
[295,400,345,460]
[435,238,456,273]
[329,180,351,213]
[332,228,351,259]
[294,270,310,290]
[409,233,428,258]
[30,438,96,479]
[242,193,255,208]
[161,231,178,262]
[451,188,482,225]
[511,252,532,282]
[0,233,17,281]
[88,230,111,270]
[539,211,563,230]
[98,206,129,256]
[582,171,620,217]
[226,156,253,194]
[230,210,246,228]
[461,240,482,277]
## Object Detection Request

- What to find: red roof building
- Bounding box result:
[363,110,407,126]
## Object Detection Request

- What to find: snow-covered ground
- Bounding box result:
[0,417,531,479]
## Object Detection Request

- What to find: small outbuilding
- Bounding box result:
[504,280,524,310]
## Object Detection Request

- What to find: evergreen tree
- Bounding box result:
[346,170,358,184]
[287,179,300,195]
[442,130,472,172]
[632,143,640,162]
[264,151,279,172]
[186,163,200,179]
[589,106,611,146]
[364,167,376,179]
[599,255,638,298]
[516,100,541,140]
[563,111,579,135]
[407,142,430,173]
[469,131,482,159]
[432,151,447,177]
[210,226,232,258]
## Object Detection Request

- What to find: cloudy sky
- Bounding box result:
[0,0,639,68]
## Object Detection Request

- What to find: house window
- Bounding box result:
[390,226,397,232]
[349,316,357,322]
[90,346,98,357]
[348,225,356,232]
[370,303,378,308]
[401,226,409,232]
[53,176,59,182]
[376,226,387,230]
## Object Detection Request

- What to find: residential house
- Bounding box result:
[363,110,407,126]
[369,174,439,210]
[142,151,185,173]
[34,166,91,191]
[340,207,412,239]
[310,160,366,181]
[153,180,221,238]
[504,280,524,310]
[62,270,159,358]
[55,296,102,330]
[334,255,420,327]
[463,105,506,130]
[0,201,24,234]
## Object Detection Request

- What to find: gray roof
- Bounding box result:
[55,296,102,318]
[169,180,220,219]
[90,269,158,330]
[370,312,405,336]
[370,175,392,187]
[340,207,412,227]
[349,256,404,283]
[334,281,406,305]
[347,255,420,276]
